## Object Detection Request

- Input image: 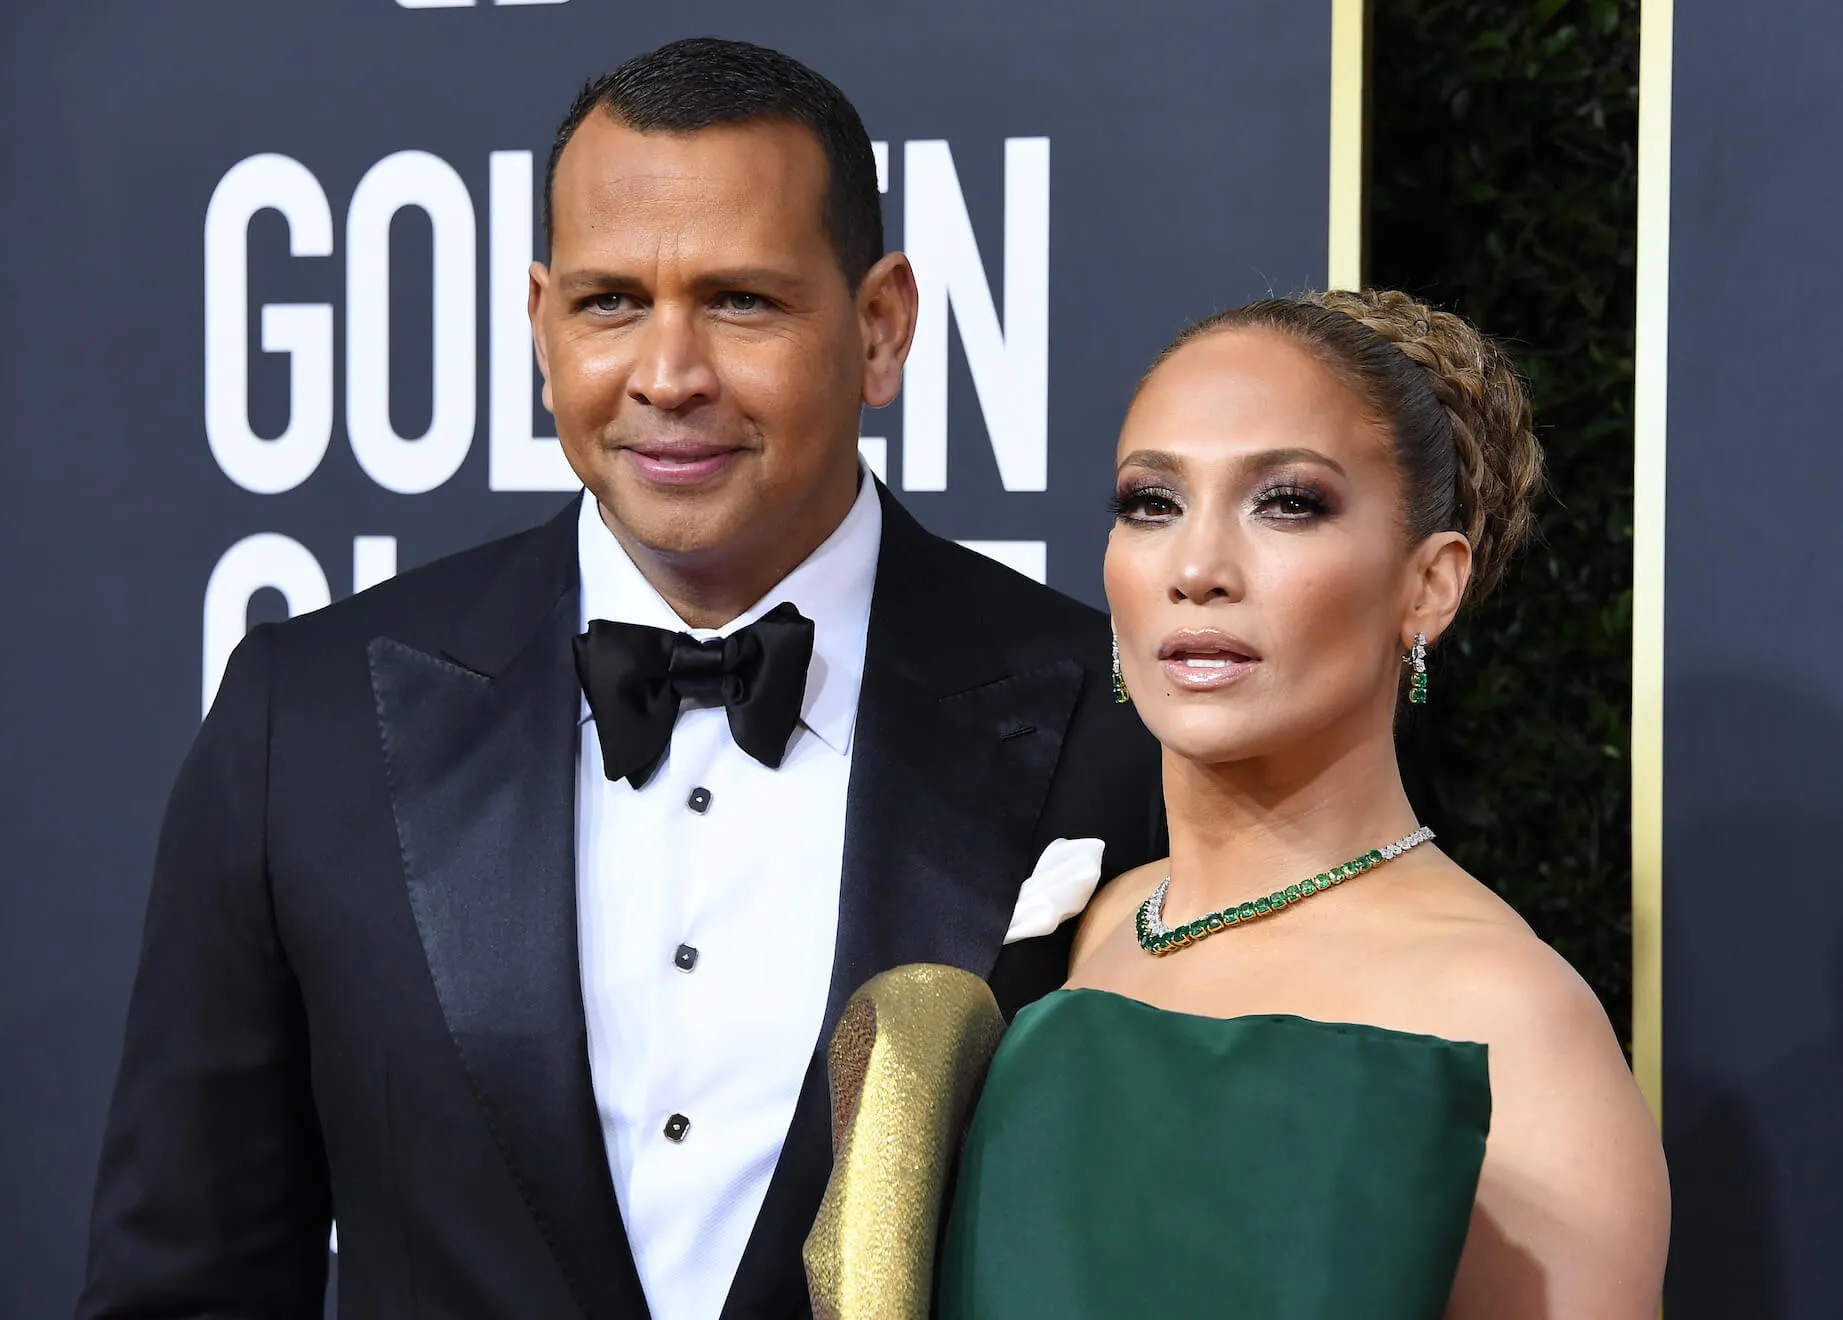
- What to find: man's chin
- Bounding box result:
[595,491,747,562]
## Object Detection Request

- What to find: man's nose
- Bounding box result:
[627,305,719,411]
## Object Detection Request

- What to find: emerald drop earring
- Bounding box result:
[1405,632,1429,705]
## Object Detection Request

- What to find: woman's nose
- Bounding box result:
[1169,516,1245,605]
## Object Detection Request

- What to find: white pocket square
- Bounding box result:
[1004,837,1107,943]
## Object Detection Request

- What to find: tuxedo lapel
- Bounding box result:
[827,489,1087,1022]
[722,488,1087,1318]
[369,504,648,1319]
[825,642,1084,1028]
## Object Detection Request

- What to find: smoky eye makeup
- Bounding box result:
[1109,479,1184,523]
[1247,472,1339,522]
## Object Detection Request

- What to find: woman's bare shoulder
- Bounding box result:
[1401,866,1611,1052]
[1405,866,1668,1317]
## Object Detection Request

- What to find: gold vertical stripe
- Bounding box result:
[1631,0,1672,1129]
[1328,0,1368,289]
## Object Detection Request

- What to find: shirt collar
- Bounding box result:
[576,468,882,756]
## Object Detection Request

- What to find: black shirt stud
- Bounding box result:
[674,944,699,972]
[663,1113,691,1143]
[687,787,712,814]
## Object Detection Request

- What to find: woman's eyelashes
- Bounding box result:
[1249,478,1334,523]
[1111,484,1184,524]
[1112,475,1336,526]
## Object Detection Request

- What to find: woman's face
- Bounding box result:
[1105,328,1454,767]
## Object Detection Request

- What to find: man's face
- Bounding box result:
[532,114,893,577]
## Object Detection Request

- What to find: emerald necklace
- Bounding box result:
[1136,826,1436,956]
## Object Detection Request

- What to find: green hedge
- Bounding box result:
[1369,0,1638,1042]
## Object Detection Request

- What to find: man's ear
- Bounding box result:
[857,252,919,409]
[528,261,555,414]
[1406,531,1471,649]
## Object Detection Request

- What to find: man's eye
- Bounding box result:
[722,292,763,312]
[588,294,626,314]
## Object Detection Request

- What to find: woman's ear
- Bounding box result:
[1407,531,1472,648]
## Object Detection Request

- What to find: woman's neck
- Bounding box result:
[1159,729,1421,920]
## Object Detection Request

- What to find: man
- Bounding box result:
[81,37,1162,1320]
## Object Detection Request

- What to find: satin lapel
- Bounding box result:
[721,489,1085,1318]
[370,504,648,1320]
[826,491,1086,1025]
[824,654,1084,1026]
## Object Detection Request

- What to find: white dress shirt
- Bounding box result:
[575,474,881,1320]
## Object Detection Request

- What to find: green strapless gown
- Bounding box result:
[936,989,1490,1318]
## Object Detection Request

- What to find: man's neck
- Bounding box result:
[596,479,862,631]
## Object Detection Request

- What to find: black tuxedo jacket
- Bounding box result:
[80,486,1164,1320]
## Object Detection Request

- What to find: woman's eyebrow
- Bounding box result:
[1239,446,1348,477]
[1116,447,1348,478]
[1115,449,1184,476]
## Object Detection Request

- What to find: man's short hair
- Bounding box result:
[545,37,884,288]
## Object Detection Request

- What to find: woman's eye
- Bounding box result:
[1112,488,1181,522]
[1255,487,1328,520]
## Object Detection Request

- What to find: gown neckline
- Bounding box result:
[1039,984,1487,1051]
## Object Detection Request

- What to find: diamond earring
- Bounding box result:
[1111,625,1130,704]
[1404,633,1429,705]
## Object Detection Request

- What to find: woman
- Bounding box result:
[934,291,1669,1316]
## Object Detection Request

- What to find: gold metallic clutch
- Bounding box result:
[803,964,1007,1320]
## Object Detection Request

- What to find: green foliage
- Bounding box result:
[1368,0,1639,1041]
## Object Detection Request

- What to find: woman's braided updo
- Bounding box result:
[1147,289,1544,605]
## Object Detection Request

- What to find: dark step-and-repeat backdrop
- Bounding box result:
[1647,0,1843,1313]
[13,0,1843,1314]
[1,1,1355,1312]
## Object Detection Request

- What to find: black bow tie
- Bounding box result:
[573,601,816,788]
